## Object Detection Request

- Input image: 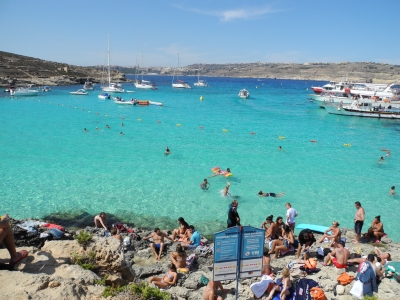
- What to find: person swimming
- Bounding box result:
[258,190,285,198]
[106,125,110,129]
[200,179,210,190]
[223,182,231,196]
[165,146,170,156]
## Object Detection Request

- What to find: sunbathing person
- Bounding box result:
[348,254,384,281]
[209,168,231,178]
[94,212,108,230]
[374,246,391,266]
[260,216,273,231]
[367,216,385,243]
[258,191,285,198]
[317,221,341,246]
[171,217,189,242]
[0,214,28,266]
[149,263,178,289]
[203,280,229,300]
[110,227,123,243]
[143,228,174,261]
[268,225,295,259]
[170,244,187,269]
[322,241,349,268]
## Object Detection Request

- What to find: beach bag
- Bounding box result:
[48,228,64,240]
[294,278,319,300]
[337,272,354,285]
[304,258,317,270]
[349,280,363,299]
[310,287,326,300]
[199,275,209,286]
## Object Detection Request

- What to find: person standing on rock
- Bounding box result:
[285,203,298,232]
[143,228,174,261]
[227,200,240,228]
[0,214,29,266]
[353,201,365,244]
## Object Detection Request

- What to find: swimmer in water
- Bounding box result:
[223,182,231,196]
[95,127,99,130]
[278,146,283,151]
[120,132,124,135]
[121,123,124,127]
[378,156,384,164]
[106,125,110,129]
[258,191,285,198]
[209,168,231,178]
[200,179,210,190]
[165,146,170,156]
[84,128,88,132]
[390,186,396,195]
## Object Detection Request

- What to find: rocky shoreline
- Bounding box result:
[1,218,400,300]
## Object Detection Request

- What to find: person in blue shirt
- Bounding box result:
[182,225,200,250]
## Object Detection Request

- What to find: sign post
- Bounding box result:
[213,226,265,299]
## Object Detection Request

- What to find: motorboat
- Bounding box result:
[311,79,391,96]
[101,35,124,93]
[238,89,250,99]
[98,92,110,100]
[42,86,51,92]
[172,54,191,89]
[325,100,400,119]
[113,97,133,105]
[83,80,94,90]
[70,89,88,95]
[172,79,191,89]
[134,80,157,90]
[13,87,39,96]
[194,79,208,87]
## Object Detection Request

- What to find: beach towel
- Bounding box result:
[48,228,64,239]
[250,275,274,298]
[17,220,46,234]
[42,223,65,231]
[294,278,319,300]
[195,245,213,256]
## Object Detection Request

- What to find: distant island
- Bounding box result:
[1,51,399,87]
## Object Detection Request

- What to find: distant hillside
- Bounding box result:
[0,51,126,86]
[1,51,400,86]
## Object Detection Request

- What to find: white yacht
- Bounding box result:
[101,35,124,93]
[13,87,39,96]
[238,89,250,99]
[70,89,88,95]
[83,80,94,90]
[193,60,208,87]
[134,80,157,90]
[172,54,191,89]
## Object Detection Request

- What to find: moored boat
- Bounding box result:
[42,86,51,92]
[70,89,88,95]
[14,87,39,96]
[325,100,400,119]
[134,80,157,90]
[98,93,110,100]
[238,89,250,99]
[83,80,94,90]
[101,35,124,93]
[172,54,191,89]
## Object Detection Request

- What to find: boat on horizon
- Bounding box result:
[101,35,124,93]
[172,54,191,89]
[70,89,88,95]
[193,60,208,87]
[238,88,250,99]
[134,55,158,90]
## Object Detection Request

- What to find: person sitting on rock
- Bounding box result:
[148,263,178,289]
[322,241,349,268]
[203,279,229,300]
[94,212,108,230]
[181,225,201,250]
[110,227,123,243]
[171,217,189,242]
[0,214,28,266]
[367,216,385,243]
[143,228,173,261]
[317,221,341,246]
[170,243,187,269]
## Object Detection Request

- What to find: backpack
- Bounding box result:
[337,272,354,285]
[310,287,327,300]
[294,278,319,300]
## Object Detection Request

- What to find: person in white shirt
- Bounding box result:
[285,203,298,232]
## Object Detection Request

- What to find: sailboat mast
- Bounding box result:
[107,34,111,86]
[197,59,200,82]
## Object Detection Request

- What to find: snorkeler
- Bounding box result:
[258,191,285,198]
[200,179,210,190]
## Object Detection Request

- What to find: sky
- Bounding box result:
[1,0,400,67]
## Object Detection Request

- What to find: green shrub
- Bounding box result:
[363,295,378,300]
[71,251,96,270]
[94,275,109,286]
[102,285,126,298]
[75,230,93,244]
[128,282,171,300]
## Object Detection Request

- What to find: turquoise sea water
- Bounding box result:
[1,76,400,240]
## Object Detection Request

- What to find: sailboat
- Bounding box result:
[172,54,191,89]
[134,54,157,90]
[101,35,124,93]
[193,59,207,87]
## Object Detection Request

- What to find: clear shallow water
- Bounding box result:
[1,76,400,240]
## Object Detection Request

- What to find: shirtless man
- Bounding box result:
[94,212,107,230]
[143,228,174,261]
[203,280,229,300]
[353,201,365,244]
[165,146,170,156]
[318,221,341,246]
[200,179,210,190]
[389,186,396,195]
[322,241,349,268]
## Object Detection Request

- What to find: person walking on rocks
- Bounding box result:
[143,228,174,261]
[353,201,365,244]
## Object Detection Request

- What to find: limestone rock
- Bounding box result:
[336,284,345,295]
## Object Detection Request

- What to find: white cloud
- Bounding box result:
[172,4,278,22]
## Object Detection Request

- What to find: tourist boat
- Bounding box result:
[311,79,391,96]
[13,87,39,96]
[134,80,157,90]
[172,54,191,89]
[325,100,400,119]
[83,80,94,90]
[42,86,51,92]
[238,89,250,99]
[98,92,110,100]
[101,35,124,93]
[70,89,88,95]
[113,97,133,105]
[193,60,208,87]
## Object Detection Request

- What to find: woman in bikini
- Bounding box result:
[171,217,189,242]
[148,264,178,289]
[268,225,295,259]
[170,244,187,269]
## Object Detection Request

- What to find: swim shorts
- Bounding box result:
[332,257,348,269]
[354,221,364,234]
[154,243,161,250]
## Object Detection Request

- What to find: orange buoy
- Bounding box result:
[310,140,317,143]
